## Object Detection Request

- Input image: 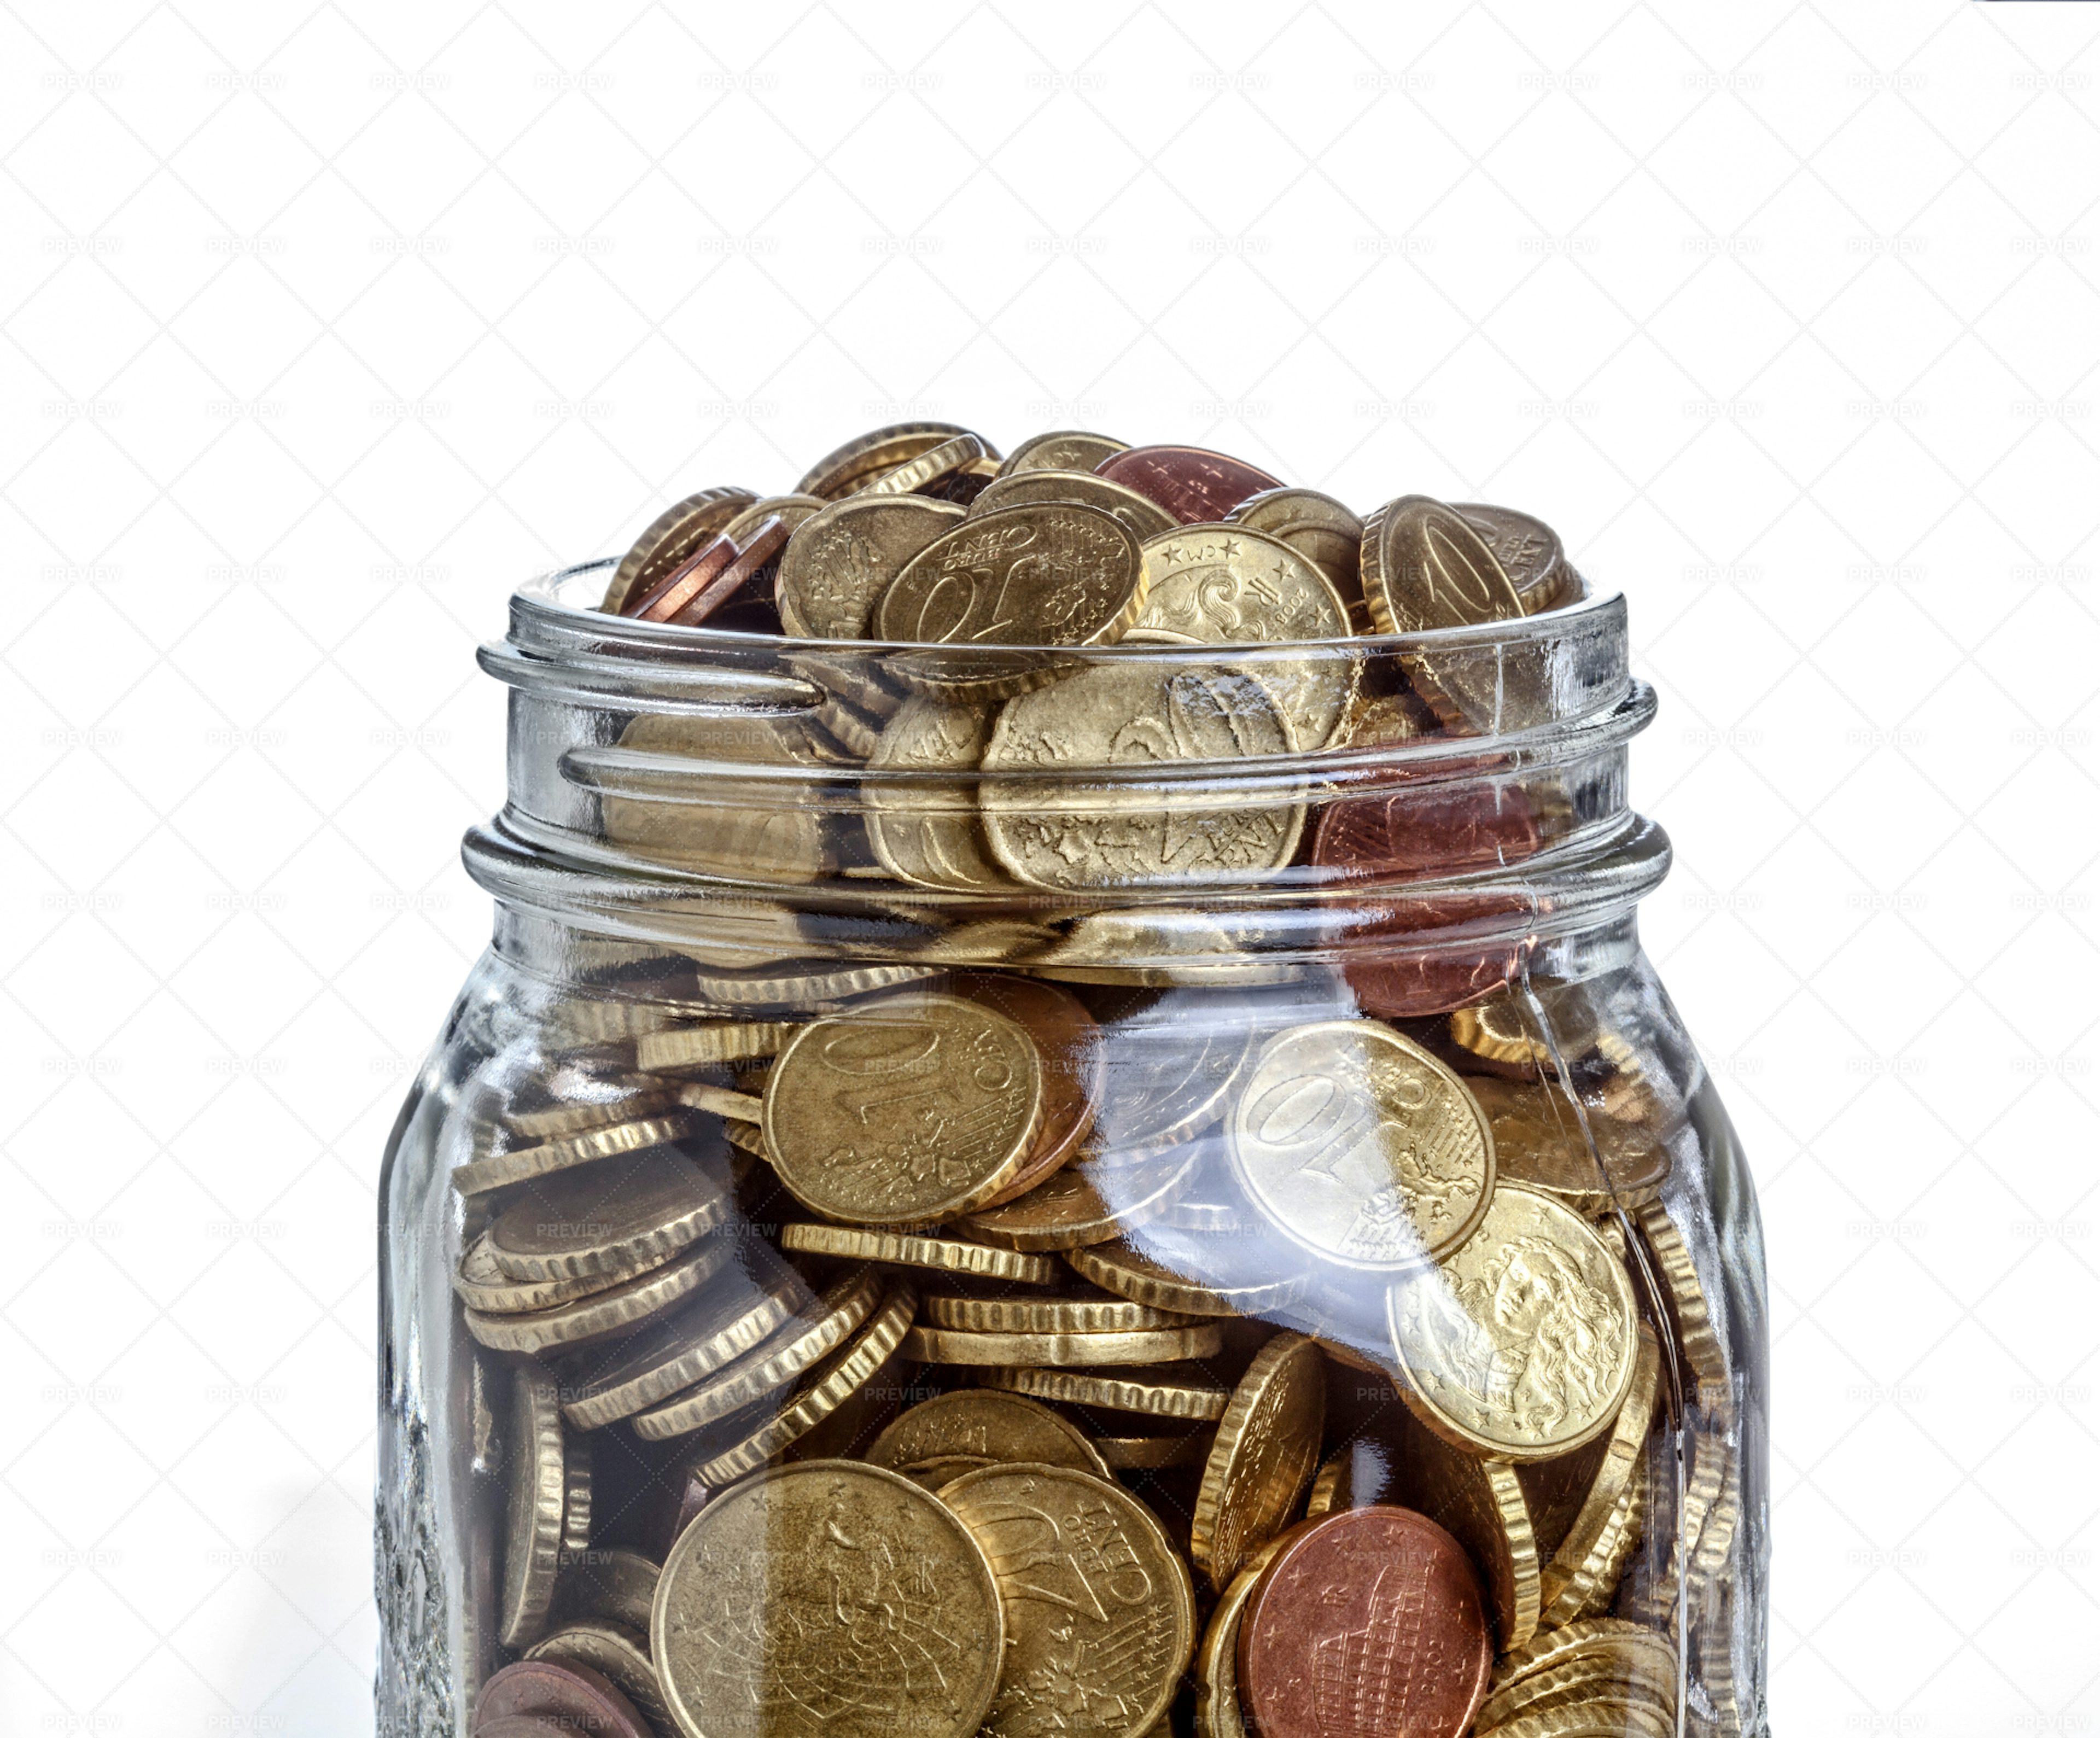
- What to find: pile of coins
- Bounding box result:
[449,427,1743,1738]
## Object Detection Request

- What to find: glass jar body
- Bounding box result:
[376,575,1768,1738]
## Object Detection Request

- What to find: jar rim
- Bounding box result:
[508,558,1623,661]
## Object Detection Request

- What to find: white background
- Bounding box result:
[5,2,2099,1732]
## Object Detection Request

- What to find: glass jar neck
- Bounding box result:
[464,563,1670,995]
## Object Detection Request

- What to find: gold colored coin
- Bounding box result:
[1224,486,1368,629]
[795,422,993,501]
[465,1237,732,1356]
[1551,1446,1651,1626]
[1491,1618,1678,1690]
[940,1462,1196,1738]
[1195,1530,1296,1738]
[1481,1696,1673,1738]
[998,428,1129,475]
[900,1320,1224,1366]
[975,1362,1232,1421]
[780,1222,1060,1285]
[690,1285,918,1484]
[1387,1185,1639,1462]
[1455,501,1573,615]
[452,1110,698,1196]
[1451,993,1554,1074]
[1065,1235,1308,1318]
[1531,1325,1660,1613]
[864,693,1007,891]
[652,1459,1004,1738]
[453,1233,609,1314]
[504,1081,678,1138]
[1477,1643,1674,1734]
[784,649,908,720]
[1099,1430,1215,1472]
[1633,1197,1731,1414]
[1134,525,1358,747]
[874,501,1147,650]
[961,1147,1194,1252]
[599,710,836,885]
[1190,1332,1326,1593]
[921,1292,1196,1334]
[600,486,756,614]
[1362,493,1524,635]
[866,1389,1111,1480]
[967,466,1179,541]
[980,662,1304,891]
[1361,495,1532,732]
[636,1022,795,1074]
[1085,988,1265,1158]
[687,959,940,1007]
[776,494,966,640]
[499,1364,568,1649]
[857,432,988,497]
[1229,1020,1496,1270]
[718,492,827,548]
[559,1263,813,1428]
[486,1152,729,1286]
[631,1268,884,1440]
[762,991,1045,1224]
[1466,1077,1672,1218]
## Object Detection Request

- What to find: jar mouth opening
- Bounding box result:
[511,559,1618,661]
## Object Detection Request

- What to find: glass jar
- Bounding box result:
[376,563,1767,1738]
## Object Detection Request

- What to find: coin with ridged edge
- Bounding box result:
[941,1461,1196,1738]
[465,1237,732,1356]
[780,1222,1060,1284]
[900,1320,1224,1366]
[967,466,1178,541]
[600,487,755,614]
[999,428,1128,475]
[1189,1332,1326,1594]
[499,1365,568,1650]
[1229,1020,1495,1270]
[652,1459,1004,1738]
[975,1362,1231,1421]
[795,422,991,501]
[1388,1185,1639,1464]
[558,1261,813,1427]
[866,1389,1111,1480]
[630,1268,883,1440]
[762,991,1044,1225]
[485,1152,728,1285]
[689,1285,917,1484]
[453,1110,699,1196]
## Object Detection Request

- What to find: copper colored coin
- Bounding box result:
[1095,446,1284,525]
[624,532,736,622]
[663,515,793,628]
[1239,1505,1492,1738]
[1312,768,1542,883]
[477,1721,574,1738]
[1343,888,1533,1017]
[952,973,1106,1206]
[474,1658,650,1737]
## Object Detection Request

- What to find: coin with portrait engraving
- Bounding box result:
[1387,1184,1639,1461]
